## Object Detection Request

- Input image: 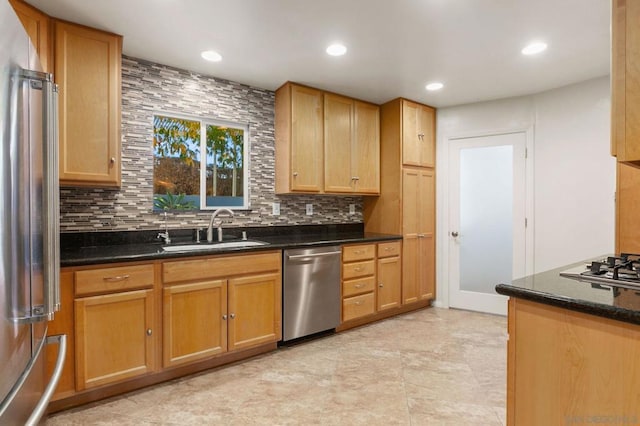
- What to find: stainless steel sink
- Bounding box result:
[162,240,269,252]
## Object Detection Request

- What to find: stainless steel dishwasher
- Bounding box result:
[282,245,341,341]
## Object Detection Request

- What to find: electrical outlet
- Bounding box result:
[306,203,313,216]
[272,202,280,216]
[349,204,355,215]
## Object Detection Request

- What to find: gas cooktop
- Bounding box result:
[560,254,640,290]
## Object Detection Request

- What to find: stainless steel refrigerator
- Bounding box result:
[0,1,66,424]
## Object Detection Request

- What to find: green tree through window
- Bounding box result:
[153,114,247,210]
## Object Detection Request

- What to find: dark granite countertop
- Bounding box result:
[60,223,402,267]
[495,257,640,326]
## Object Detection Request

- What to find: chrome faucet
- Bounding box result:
[207,208,234,242]
[158,212,171,244]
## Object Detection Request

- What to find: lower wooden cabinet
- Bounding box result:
[377,254,401,311]
[163,280,227,367]
[161,251,282,368]
[507,298,640,424]
[75,288,156,390]
[341,241,402,324]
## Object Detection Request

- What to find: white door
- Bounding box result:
[448,132,527,315]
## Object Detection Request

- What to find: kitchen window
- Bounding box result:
[153,114,248,210]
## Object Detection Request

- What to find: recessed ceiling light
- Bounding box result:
[201,50,222,62]
[326,43,347,56]
[425,82,444,91]
[521,41,547,56]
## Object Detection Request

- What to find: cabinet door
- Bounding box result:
[290,85,323,192]
[417,105,435,167]
[9,0,51,73]
[324,93,354,193]
[228,272,281,351]
[55,21,122,187]
[402,169,420,303]
[377,256,401,311]
[163,280,227,368]
[612,0,640,161]
[75,289,155,390]
[418,169,436,300]
[402,101,420,166]
[354,101,380,194]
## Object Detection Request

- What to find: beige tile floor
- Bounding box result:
[46,307,507,426]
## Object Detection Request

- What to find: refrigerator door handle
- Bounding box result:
[26,334,67,426]
[0,334,66,422]
[42,77,60,318]
[15,68,60,322]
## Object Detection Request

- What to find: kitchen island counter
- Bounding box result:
[497,259,640,425]
[495,258,640,326]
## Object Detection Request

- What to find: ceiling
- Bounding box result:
[27,0,610,108]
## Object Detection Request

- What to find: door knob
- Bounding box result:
[451,231,459,237]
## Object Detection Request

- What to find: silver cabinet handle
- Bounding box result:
[355,301,363,306]
[222,314,227,320]
[379,283,384,288]
[110,157,116,164]
[353,250,363,254]
[1,334,67,425]
[355,283,364,288]
[384,247,392,251]
[103,275,131,282]
[353,267,363,272]
[418,234,426,238]
[146,328,152,336]
[293,172,298,177]
[230,313,235,319]
[451,231,459,237]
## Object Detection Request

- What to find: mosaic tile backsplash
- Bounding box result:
[59,56,363,232]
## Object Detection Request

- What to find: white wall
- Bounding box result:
[435,76,615,306]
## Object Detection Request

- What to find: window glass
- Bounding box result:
[153,114,247,210]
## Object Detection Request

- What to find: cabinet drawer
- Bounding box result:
[343,276,375,298]
[342,292,375,322]
[343,244,375,262]
[378,241,401,258]
[342,260,375,280]
[76,264,154,296]
[163,251,281,284]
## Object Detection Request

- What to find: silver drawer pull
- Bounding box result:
[384,247,392,251]
[146,328,152,336]
[379,283,384,288]
[355,301,363,306]
[355,284,364,288]
[103,275,130,282]
[353,267,363,272]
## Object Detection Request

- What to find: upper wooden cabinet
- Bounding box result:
[402,100,435,168]
[275,82,380,195]
[324,93,380,194]
[612,0,640,162]
[9,0,51,73]
[275,83,324,193]
[54,20,122,187]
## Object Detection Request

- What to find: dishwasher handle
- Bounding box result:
[286,251,341,261]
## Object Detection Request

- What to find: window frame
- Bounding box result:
[153,112,250,211]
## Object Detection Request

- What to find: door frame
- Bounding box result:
[435,126,535,311]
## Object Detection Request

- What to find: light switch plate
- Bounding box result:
[272,202,280,216]
[349,204,355,215]
[306,203,313,216]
